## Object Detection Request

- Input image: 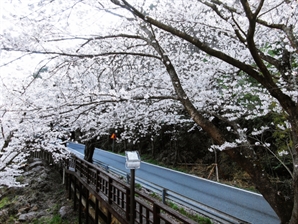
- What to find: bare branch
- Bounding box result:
[1,47,161,60]
[113,0,265,84]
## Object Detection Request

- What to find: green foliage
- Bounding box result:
[33,215,63,224]
[15,175,25,184]
[149,192,162,201]
[141,154,160,165]
[0,196,9,209]
[167,201,212,224]
[238,92,262,110]
[135,183,142,190]
[48,214,63,224]
[271,111,292,153]
[31,203,76,224]
[33,213,75,224]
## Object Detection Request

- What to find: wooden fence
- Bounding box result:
[31,150,198,224]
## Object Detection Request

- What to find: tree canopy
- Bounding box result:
[1,0,298,223]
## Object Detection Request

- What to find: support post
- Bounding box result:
[79,183,82,224]
[126,188,130,221]
[62,168,65,185]
[153,204,160,224]
[86,189,89,224]
[130,169,135,224]
[74,180,77,211]
[95,198,98,224]
[68,174,72,200]
[162,188,166,204]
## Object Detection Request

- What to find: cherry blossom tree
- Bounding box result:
[1,0,298,222]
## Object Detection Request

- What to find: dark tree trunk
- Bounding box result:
[109,1,298,222]
[154,40,294,222]
[289,169,298,224]
[84,141,95,163]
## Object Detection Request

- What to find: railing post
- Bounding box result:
[72,156,77,172]
[162,188,167,204]
[130,169,136,224]
[73,179,77,211]
[126,187,130,221]
[96,169,99,192]
[86,188,89,224]
[86,163,90,184]
[68,174,72,200]
[139,204,143,224]
[80,160,82,177]
[107,211,111,224]
[153,204,161,224]
[62,168,65,185]
[107,176,112,224]
[79,182,82,224]
[95,198,99,224]
[108,177,112,204]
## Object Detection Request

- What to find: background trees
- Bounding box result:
[1,0,298,223]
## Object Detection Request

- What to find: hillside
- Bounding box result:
[0,158,79,224]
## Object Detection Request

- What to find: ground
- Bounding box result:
[0,158,79,224]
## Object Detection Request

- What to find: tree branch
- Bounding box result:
[111,0,297,118]
[112,0,265,84]
[1,47,161,60]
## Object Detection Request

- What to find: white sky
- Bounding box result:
[0,0,127,106]
[0,1,122,75]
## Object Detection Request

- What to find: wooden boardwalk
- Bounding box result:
[31,150,198,224]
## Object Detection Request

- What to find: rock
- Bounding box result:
[37,210,47,217]
[23,170,34,176]
[41,184,52,193]
[17,205,30,214]
[30,205,38,211]
[0,209,9,222]
[8,205,18,215]
[59,205,71,218]
[59,206,67,218]
[18,211,38,221]
[39,172,48,180]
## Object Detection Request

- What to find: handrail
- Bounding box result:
[93,158,249,224]
[66,154,198,224]
[31,150,197,223]
[30,150,248,224]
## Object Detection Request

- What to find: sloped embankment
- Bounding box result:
[0,158,79,224]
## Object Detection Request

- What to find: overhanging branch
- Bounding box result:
[1,47,161,60]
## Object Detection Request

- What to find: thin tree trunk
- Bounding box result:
[151,136,155,157]
[84,141,95,163]
[214,149,219,182]
[290,168,298,224]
